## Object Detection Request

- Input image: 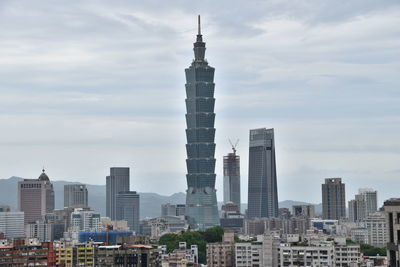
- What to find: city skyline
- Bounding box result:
[0,1,399,205]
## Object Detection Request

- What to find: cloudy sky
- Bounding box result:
[0,0,399,205]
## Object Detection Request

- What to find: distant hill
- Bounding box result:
[0,177,321,219]
[0,177,185,219]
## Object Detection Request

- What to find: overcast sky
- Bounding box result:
[0,0,399,205]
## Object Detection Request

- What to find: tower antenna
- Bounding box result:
[198,15,201,35]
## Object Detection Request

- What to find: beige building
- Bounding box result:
[18,169,55,224]
[207,231,235,267]
[384,198,400,266]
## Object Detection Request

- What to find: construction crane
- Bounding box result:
[229,139,239,154]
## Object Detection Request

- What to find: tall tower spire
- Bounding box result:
[184,16,219,230]
[198,15,201,35]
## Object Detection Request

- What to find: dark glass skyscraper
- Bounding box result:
[247,128,279,219]
[184,16,219,230]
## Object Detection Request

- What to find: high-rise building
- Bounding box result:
[384,198,400,266]
[223,147,241,210]
[0,211,25,239]
[70,208,102,232]
[247,128,279,219]
[64,184,88,208]
[161,203,177,217]
[184,16,219,230]
[348,188,377,222]
[359,188,378,215]
[18,169,55,224]
[116,191,140,233]
[106,167,130,220]
[321,178,346,220]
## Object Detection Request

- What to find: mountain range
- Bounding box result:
[0,177,321,219]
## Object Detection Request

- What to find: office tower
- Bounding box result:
[247,128,279,219]
[106,167,130,220]
[116,191,140,233]
[223,145,241,210]
[0,211,25,239]
[384,198,400,266]
[70,208,102,232]
[176,204,186,217]
[348,194,366,222]
[18,169,55,224]
[184,16,219,230]
[64,184,88,208]
[359,188,377,216]
[161,203,177,217]
[321,178,346,220]
[292,205,316,218]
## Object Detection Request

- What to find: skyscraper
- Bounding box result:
[184,16,219,230]
[247,128,279,219]
[359,188,377,216]
[64,184,88,208]
[18,169,55,224]
[322,178,346,220]
[116,191,140,233]
[223,147,241,211]
[106,167,130,220]
[348,188,378,222]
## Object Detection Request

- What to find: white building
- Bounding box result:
[236,234,280,267]
[70,208,102,232]
[0,211,25,239]
[350,227,368,244]
[25,221,52,241]
[363,212,386,248]
[279,242,335,266]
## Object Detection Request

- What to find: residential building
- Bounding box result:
[0,211,25,239]
[223,147,241,210]
[322,178,346,220]
[96,244,159,266]
[348,194,366,222]
[116,191,140,233]
[384,198,400,266]
[278,242,335,266]
[247,128,279,219]
[236,234,280,267]
[0,238,56,266]
[245,217,309,236]
[18,169,55,224]
[350,227,369,244]
[292,205,316,218]
[184,16,220,230]
[106,167,130,220]
[64,184,88,208]
[220,203,244,233]
[359,188,378,216]
[160,242,198,266]
[207,231,235,267]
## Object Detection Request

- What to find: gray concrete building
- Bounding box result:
[223,148,241,211]
[247,128,279,219]
[18,169,55,224]
[64,184,88,208]
[116,191,140,233]
[292,205,316,218]
[384,198,400,266]
[161,203,176,217]
[321,178,346,220]
[106,167,130,220]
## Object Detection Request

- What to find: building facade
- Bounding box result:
[184,16,219,230]
[116,191,140,233]
[207,232,235,267]
[247,128,279,219]
[363,212,386,248]
[18,169,55,224]
[292,205,316,218]
[384,198,400,266]
[223,150,241,210]
[322,178,346,220]
[0,211,25,239]
[106,167,130,220]
[70,208,102,232]
[64,184,88,208]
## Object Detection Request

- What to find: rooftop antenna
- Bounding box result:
[228,139,239,154]
[198,15,201,35]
